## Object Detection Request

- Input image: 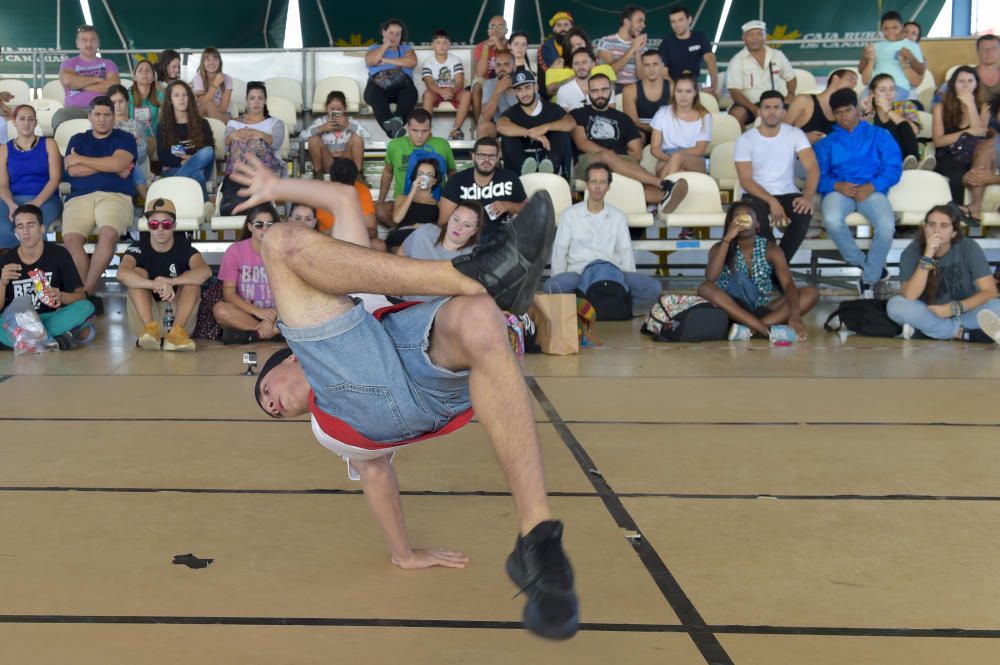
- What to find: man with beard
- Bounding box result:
[477,50,518,140]
[735,90,819,263]
[439,137,526,241]
[554,48,598,111]
[571,73,687,211]
[538,11,574,78]
[597,5,648,92]
[497,69,576,176]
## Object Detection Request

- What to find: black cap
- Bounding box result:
[254,347,294,416]
[512,69,536,88]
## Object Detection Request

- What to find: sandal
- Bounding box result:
[946,201,980,227]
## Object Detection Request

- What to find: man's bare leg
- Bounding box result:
[84,227,121,294]
[63,233,91,293]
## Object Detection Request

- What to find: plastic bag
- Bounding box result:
[2,295,57,355]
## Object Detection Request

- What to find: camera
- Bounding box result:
[243,351,258,375]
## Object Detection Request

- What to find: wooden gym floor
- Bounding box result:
[1,293,999,664]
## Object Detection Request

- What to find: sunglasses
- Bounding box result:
[147,220,175,230]
[250,220,278,229]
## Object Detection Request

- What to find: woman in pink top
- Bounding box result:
[212,203,282,344]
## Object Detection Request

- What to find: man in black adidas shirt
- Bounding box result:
[439,137,527,240]
[571,73,685,209]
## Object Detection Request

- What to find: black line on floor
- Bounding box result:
[4,486,1000,503]
[3,615,995,639]
[0,375,12,385]
[527,377,735,665]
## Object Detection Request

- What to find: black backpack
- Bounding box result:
[824,299,902,337]
[582,281,632,321]
[642,301,729,342]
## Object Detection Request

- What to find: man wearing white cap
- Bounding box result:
[726,20,797,126]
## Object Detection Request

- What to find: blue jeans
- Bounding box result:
[0,195,64,249]
[162,146,215,199]
[887,295,1000,339]
[544,271,662,305]
[821,191,895,284]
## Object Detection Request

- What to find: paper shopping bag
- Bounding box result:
[528,294,579,355]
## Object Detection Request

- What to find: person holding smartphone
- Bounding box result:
[387,158,442,251]
[300,90,367,175]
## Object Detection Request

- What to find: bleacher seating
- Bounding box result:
[708,141,739,195]
[520,173,572,223]
[42,79,63,102]
[657,172,726,227]
[268,96,298,135]
[709,112,741,149]
[888,170,953,226]
[54,118,91,155]
[698,92,720,114]
[265,77,304,112]
[793,69,821,95]
[312,76,362,114]
[210,187,246,231]
[228,77,248,115]
[28,98,63,137]
[140,177,211,232]
[0,79,32,105]
[589,174,654,228]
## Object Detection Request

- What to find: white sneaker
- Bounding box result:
[917,155,936,171]
[537,158,555,174]
[976,310,1000,345]
[901,323,915,340]
[902,155,918,170]
[728,323,752,341]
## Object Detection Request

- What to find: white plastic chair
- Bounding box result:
[210,187,247,231]
[27,98,63,137]
[640,144,658,173]
[698,91,720,114]
[708,141,739,194]
[888,170,952,226]
[141,177,209,232]
[42,79,64,102]
[54,118,92,156]
[268,96,298,134]
[657,171,726,227]
[709,112,742,149]
[265,76,303,111]
[916,110,933,141]
[792,69,820,95]
[520,173,573,223]
[206,117,228,160]
[978,185,1000,228]
[312,76,361,114]
[590,174,654,228]
[228,77,247,116]
[0,79,32,105]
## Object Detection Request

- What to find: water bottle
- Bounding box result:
[162,303,175,332]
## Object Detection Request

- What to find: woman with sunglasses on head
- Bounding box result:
[212,202,282,344]
[157,80,215,199]
[220,81,285,214]
[192,47,232,122]
[0,105,62,248]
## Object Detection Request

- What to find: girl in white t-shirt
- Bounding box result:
[192,47,233,122]
[649,74,712,178]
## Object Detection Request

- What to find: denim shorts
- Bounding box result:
[279,297,471,444]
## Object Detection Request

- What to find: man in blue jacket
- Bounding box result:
[815,88,902,298]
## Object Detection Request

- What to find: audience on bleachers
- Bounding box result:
[157,81,215,200]
[155,49,182,87]
[815,88,902,299]
[109,84,151,200]
[54,25,121,130]
[498,69,575,175]
[537,11,574,78]
[509,31,535,76]
[544,28,605,98]
[734,90,818,264]
[596,5,647,93]
[221,82,285,212]
[477,50,518,139]
[287,202,318,230]
[888,205,1000,341]
[62,96,137,312]
[621,50,670,145]
[553,48,599,111]
[786,69,857,144]
[192,47,233,123]
[861,74,923,166]
[649,74,710,182]
[698,203,817,340]
[659,5,718,97]
[301,91,367,176]
[375,108,456,226]
[976,36,1000,107]
[932,66,990,208]
[388,157,441,251]
[213,202,281,345]
[117,197,210,351]
[0,204,95,350]
[439,136,525,240]
[129,59,163,131]
[420,30,472,140]
[859,11,925,102]
[365,18,419,139]
[546,162,659,308]
[401,200,483,263]
[726,20,797,126]
[0,105,62,247]
[571,73,683,210]
[963,99,1000,217]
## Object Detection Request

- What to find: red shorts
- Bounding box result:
[427,89,464,108]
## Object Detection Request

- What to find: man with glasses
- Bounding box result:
[116,198,211,351]
[545,161,660,306]
[54,25,121,130]
[0,204,95,350]
[571,74,686,211]
[439,137,526,241]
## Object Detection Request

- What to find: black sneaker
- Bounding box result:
[222,327,260,345]
[659,178,689,214]
[87,294,105,316]
[506,520,579,640]
[53,332,76,351]
[451,191,556,315]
